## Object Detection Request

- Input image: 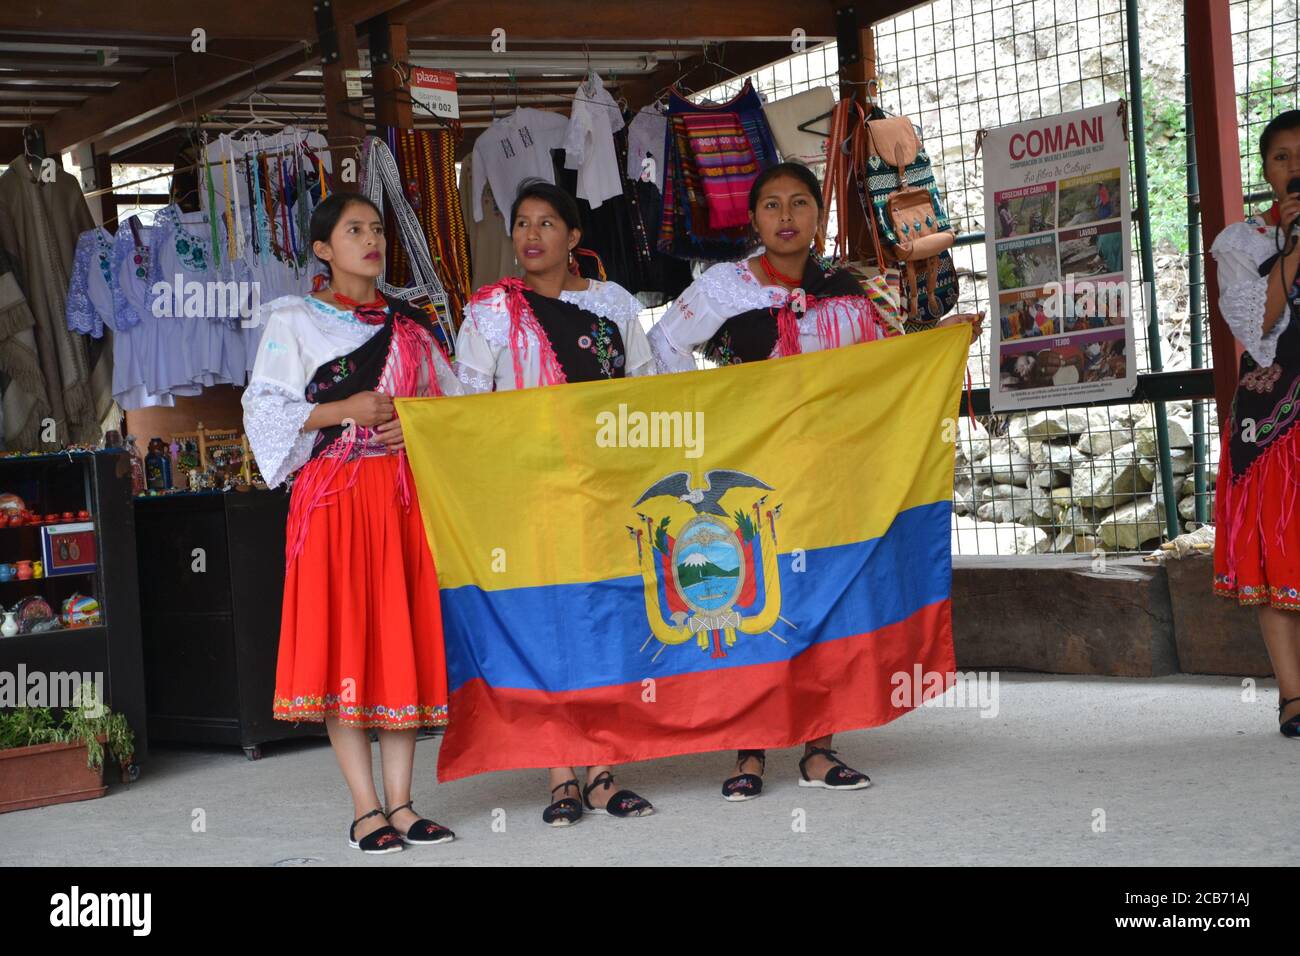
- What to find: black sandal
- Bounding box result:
[722,749,765,801]
[348,807,404,854]
[582,770,654,817]
[542,779,584,827]
[385,801,455,845]
[798,746,871,790]
[1279,696,1300,738]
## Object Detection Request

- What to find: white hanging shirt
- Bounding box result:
[563,73,626,209]
[471,108,571,234]
[626,106,667,190]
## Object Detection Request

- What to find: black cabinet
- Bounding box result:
[0,450,148,759]
[133,489,325,757]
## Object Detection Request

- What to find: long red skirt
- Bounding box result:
[272,453,449,729]
[1214,422,1300,612]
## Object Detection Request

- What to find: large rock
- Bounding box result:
[1030,466,1068,489]
[953,478,978,516]
[1134,405,1195,448]
[1011,408,1091,440]
[1178,493,1214,520]
[978,496,1036,525]
[1072,447,1151,507]
[1096,498,1166,550]
[1139,447,1194,483]
[1077,425,1137,457]
[1016,526,1053,554]
[977,440,1034,485]
[1031,440,1088,469]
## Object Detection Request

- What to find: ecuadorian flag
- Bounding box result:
[397,324,969,781]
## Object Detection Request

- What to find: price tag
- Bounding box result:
[345,69,365,100]
[410,67,459,119]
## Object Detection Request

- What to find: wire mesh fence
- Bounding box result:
[677,0,1285,556]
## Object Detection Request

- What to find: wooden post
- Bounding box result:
[197,422,209,472]
[372,18,412,133]
[838,13,876,264]
[1186,0,1244,426]
[94,151,117,230]
[320,0,366,173]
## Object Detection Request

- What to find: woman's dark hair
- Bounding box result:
[748,162,824,213]
[510,179,582,233]
[309,192,384,271]
[1260,110,1300,160]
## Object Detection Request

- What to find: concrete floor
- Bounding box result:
[3,673,1297,866]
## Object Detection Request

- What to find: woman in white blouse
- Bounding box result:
[242,193,462,853]
[1209,110,1300,737]
[454,179,657,824]
[648,162,982,798]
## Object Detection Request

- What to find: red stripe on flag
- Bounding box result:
[435,598,954,782]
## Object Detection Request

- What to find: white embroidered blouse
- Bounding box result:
[453,278,655,392]
[647,256,884,373]
[1210,217,1294,368]
[241,295,461,488]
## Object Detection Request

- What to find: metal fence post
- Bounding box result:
[1185,39,1209,525]
[1127,0,1181,540]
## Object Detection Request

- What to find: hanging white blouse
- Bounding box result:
[453,279,655,392]
[242,295,462,488]
[647,257,885,373]
[1210,216,1294,368]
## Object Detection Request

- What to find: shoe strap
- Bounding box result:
[353,806,386,826]
[1281,696,1300,712]
[387,800,414,817]
[551,778,580,796]
[584,770,615,799]
[800,746,849,777]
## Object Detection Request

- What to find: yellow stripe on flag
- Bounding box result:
[397,324,969,590]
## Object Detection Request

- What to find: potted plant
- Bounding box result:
[0,686,136,814]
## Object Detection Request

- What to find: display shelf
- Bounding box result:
[0,451,147,759]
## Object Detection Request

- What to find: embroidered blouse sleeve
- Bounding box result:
[452,299,502,393]
[647,267,738,373]
[1211,220,1291,367]
[241,300,321,488]
[65,230,103,338]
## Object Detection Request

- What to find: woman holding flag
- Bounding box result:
[243,192,461,854]
[453,179,658,824]
[648,162,983,799]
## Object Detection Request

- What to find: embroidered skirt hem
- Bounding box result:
[273,454,449,725]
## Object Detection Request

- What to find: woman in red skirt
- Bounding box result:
[243,192,462,851]
[1211,109,1300,737]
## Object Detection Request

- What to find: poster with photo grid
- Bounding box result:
[982,102,1137,411]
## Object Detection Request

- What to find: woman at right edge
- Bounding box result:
[1210,109,1300,737]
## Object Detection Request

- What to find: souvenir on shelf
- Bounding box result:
[41,521,97,576]
[13,595,57,634]
[145,437,172,491]
[171,423,258,492]
[61,593,102,629]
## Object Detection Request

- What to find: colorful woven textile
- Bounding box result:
[677,111,759,230]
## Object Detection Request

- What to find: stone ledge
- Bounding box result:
[952,555,1178,677]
